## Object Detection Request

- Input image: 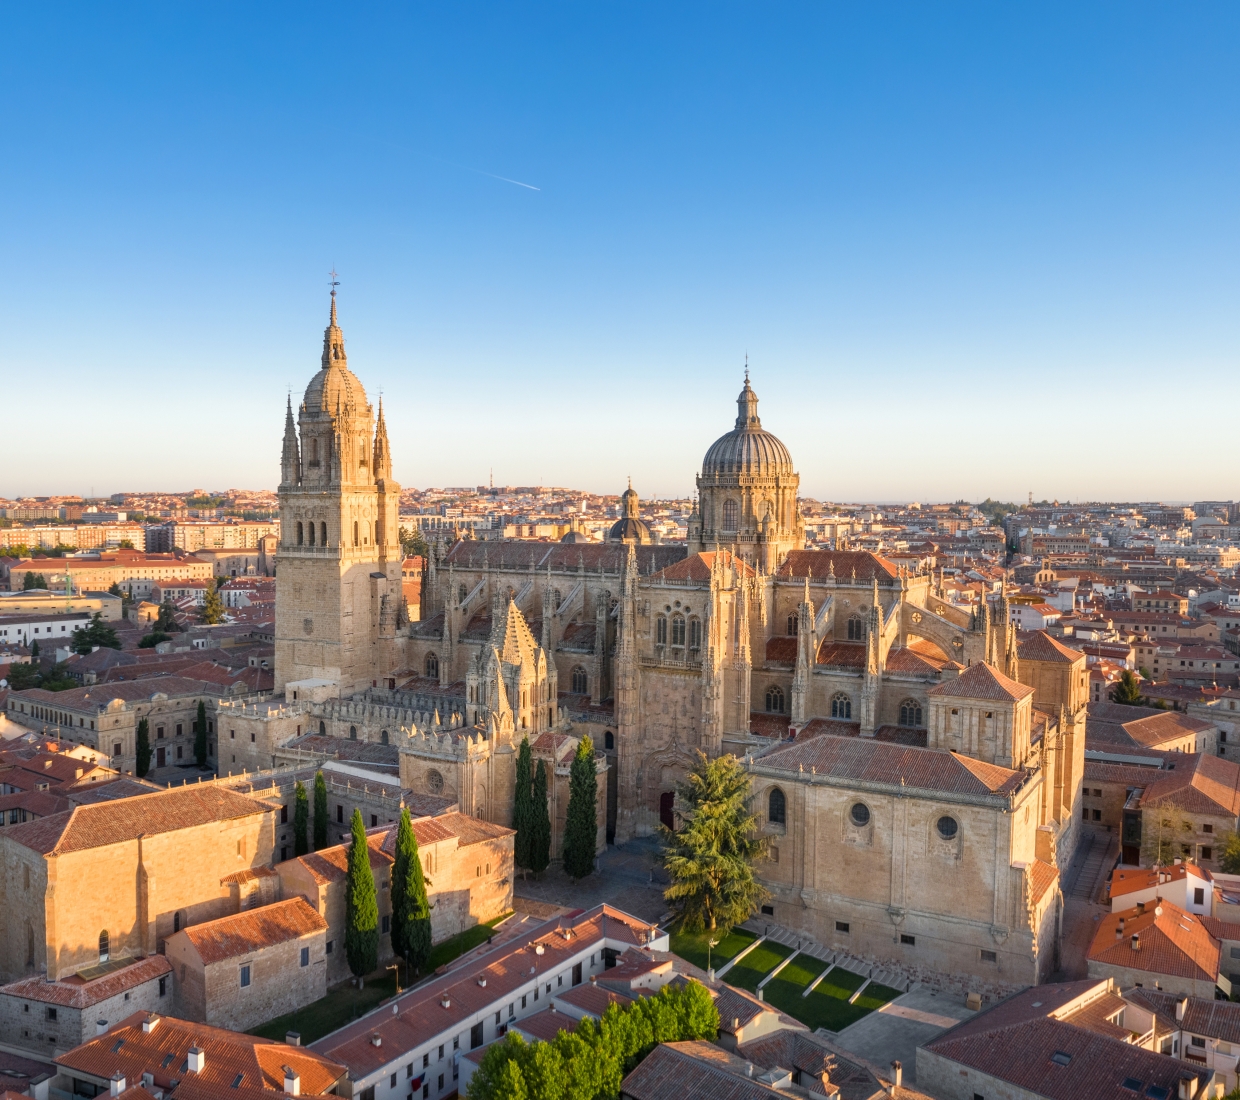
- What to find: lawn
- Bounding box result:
[249,913,512,1045]
[721,939,794,992]
[758,959,903,1033]
[669,927,757,972]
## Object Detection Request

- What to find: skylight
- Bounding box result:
[1050,1051,1072,1066]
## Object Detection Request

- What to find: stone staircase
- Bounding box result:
[740,919,917,993]
[1065,828,1117,902]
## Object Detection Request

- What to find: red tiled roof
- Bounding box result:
[927,662,1033,703]
[554,981,632,1017]
[884,645,947,674]
[620,1041,788,1100]
[175,898,326,964]
[1030,858,1060,906]
[763,637,797,666]
[1110,862,1210,900]
[0,956,172,1009]
[1018,631,1084,665]
[815,640,866,669]
[1089,900,1220,982]
[777,550,899,584]
[648,551,754,585]
[1139,753,1240,817]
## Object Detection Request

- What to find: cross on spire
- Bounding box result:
[744,352,749,383]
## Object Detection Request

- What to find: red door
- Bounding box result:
[659,792,675,831]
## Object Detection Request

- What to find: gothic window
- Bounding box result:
[605,731,615,750]
[380,729,389,745]
[723,499,739,531]
[899,699,924,728]
[459,584,468,604]
[296,522,304,546]
[671,615,686,647]
[353,521,359,547]
[349,725,357,740]
[308,522,316,547]
[768,787,786,826]
[319,720,326,735]
[571,667,588,694]
[765,686,785,714]
[689,618,702,651]
[310,437,319,466]
[173,911,181,933]
[847,616,865,641]
[787,614,797,636]
[831,693,851,720]
[554,589,563,609]
[657,616,667,645]
[426,653,439,679]
[320,522,328,546]
[98,930,109,962]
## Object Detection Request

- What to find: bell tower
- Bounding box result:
[274,287,402,693]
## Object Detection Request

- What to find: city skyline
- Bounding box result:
[3,4,1238,500]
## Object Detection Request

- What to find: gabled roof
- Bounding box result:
[926,662,1033,703]
[777,550,898,584]
[1139,753,1240,817]
[1089,899,1220,982]
[1110,862,1210,900]
[647,551,754,585]
[173,898,326,964]
[1018,631,1084,665]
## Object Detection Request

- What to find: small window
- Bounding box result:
[671,615,685,647]
[981,949,997,963]
[1195,888,1205,905]
[850,803,871,827]
[1204,824,1214,833]
[326,939,334,954]
[847,615,865,641]
[300,947,310,967]
[761,905,775,916]
[835,921,850,933]
[1191,1035,1206,1048]
[657,616,667,645]
[937,816,958,840]
[382,915,390,934]
[900,934,915,946]
[240,965,251,987]
[723,499,739,530]
[98,930,109,961]
[1203,847,1214,860]
[45,1007,57,1021]
[899,700,923,728]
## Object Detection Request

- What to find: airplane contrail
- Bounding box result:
[389,143,541,191]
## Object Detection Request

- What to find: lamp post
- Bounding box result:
[707,938,719,982]
[387,962,402,995]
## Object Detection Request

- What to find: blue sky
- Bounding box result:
[3,4,1237,502]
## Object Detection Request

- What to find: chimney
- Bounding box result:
[1178,1077,1197,1100]
[733,1017,740,1031]
[1131,933,1141,952]
[96,1019,109,1036]
[1118,917,1125,932]
[746,1064,754,1079]
[187,1047,205,1073]
[1177,998,1188,1022]
[1115,927,1123,942]
[142,1015,160,1033]
[1137,901,1146,914]
[890,1061,902,1092]
[371,1034,382,1048]
[285,1031,301,1047]
[283,1067,301,1096]
[110,1073,126,1098]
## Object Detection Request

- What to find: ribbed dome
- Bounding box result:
[701,379,794,477]
[303,292,368,412]
[608,516,652,543]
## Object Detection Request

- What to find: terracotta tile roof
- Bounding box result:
[554,981,632,1017]
[1088,900,1220,983]
[777,550,899,584]
[648,551,754,585]
[763,637,797,666]
[712,985,772,1034]
[0,956,172,1009]
[922,981,1210,1100]
[926,662,1033,703]
[1117,711,1214,750]
[1056,991,1131,1041]
[620,1041,789,1100]
[55,1011,346,1095]
[1018,631,1084,665]
[281,734,400,770]
[748,713,790,739]
[1029,858,1060,906]
[9,677,225,710]
[174,898,326,965]
[738,1032,883,1098]
[445,541,685,576]
[815,641,866,669]
[1082,760,1167,787]
[884,646,947,675]
[433,812,514,847]
[0,1052,56,1093]
[1110,862,1210,900]
[558,622,596,651]
[1125,988,1240,1046]
[512,1007,575,1043]
[1139,753,1240,817]
[755,735,1026,798]
[5,784,269,856]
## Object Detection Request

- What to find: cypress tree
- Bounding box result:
[513,736,533,872]
[313,770,329,850]
[529,760,551,875]
[135,718,151,778]
[391,807,433,976]
[194,701,208,767]
[562,735,597,880]
[293,780,309,856]
[345,808,379,981]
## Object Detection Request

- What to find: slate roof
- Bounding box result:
[175,898,326,964]
[926,662,1033,703]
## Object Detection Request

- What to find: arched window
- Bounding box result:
[689,618,702,651]
[374,521,379,545]
[320,522,327,546]
[899,699,924,728]
[173,911,182,933]
[723,499,739,531]
[554,589,563,609]
[308,522,316,547]
[657,616,667,645]
[319,720,326,735]
[671,615,686,647]
[353,521,359,547]
[847,616,865,641]
[98,930,109,961]
[571,667,588,694]
[426,653,439,679]
[768,787,786,826]
[349,725,357,740]
[787,614,798,636]
[380,729,389,745]
[605,731,615,750]
[459,584,467,604]
[296,521,304,546]
[766,686,785,713]
[831,693,851,720]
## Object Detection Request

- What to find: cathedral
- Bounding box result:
[274,295,1087,990]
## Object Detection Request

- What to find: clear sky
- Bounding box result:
[3,4,1237,503]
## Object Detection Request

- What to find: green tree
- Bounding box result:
[155,599,181,633]
[529,760,551,875]
[107,582,123,597]
[562,735,597,880]
[138,630,172,649]
[201,585,226,625]
[71,612,121,654]
[1220,831,1240,875]
[135,718,152,777]
[398,525,430,562]
[7,662,41,690]
[1111,670,1144,706]
[513,735,534,872]
[313,770,329,850]
[29,640,39,658]
[345,808,379,981]
[194,701,209,767]
[1142,798,1196,867]
[662,751,768,932]
[391,807,433,977]
[23,572,48,591]
[293,780,309,856]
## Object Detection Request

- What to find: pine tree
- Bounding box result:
[1111,669,1144,706]
[391,808,433,976]
[135,718,152,778]
[201,585,225,625]
[156,599,180,633]
[345,808,379,981]
[194,701,208,767]
[513,736,534,872]
[313,770,329,850]
[562,735,597,880]
[529,760,551,875]
[662,751,768,932]
[293,780,309,856]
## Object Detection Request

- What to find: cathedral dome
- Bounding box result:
[701,377,794,478]
[303,293,368,412]
[607,479,652,544]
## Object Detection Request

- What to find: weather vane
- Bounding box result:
[329,267,340,297]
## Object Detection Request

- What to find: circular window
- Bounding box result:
[937,816,958,840]
[426,769,444,794]
[850,803,871,827]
